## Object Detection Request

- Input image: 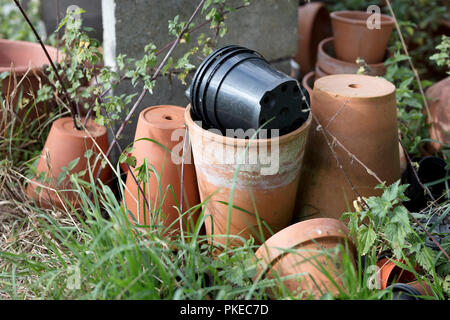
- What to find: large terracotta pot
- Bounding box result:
[314,64,328,80]
[123,105,200,235]
[302,71,316,96]
[0,39,59,123]
[330,11,395,64]
[425,77,449,153]
[254,218,356,299]
[185,104,312,247]
[295,2,332,76]
[26,117,111,210]
[296,74,401,221]
[317,37,387,77]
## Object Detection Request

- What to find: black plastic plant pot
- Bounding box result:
[389,283,422,300]
[402,156,449,212]
[188,45,310,136]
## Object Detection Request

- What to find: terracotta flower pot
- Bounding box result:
[123,105,200,235]
[330,11,395,64]
[294,2,332,76]
[317,37,387,77]
[377,257,416,290]
[26,117,111,209]
[426,77,450,153]
[185,104,312,247]
[254,218,356,299]
[0,39,59,123]
[314,64,329,80]
[302,71,316,96]
[296,74,401,221]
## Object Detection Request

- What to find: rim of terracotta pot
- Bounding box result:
[295,2,331,75]
[185,104,312,146]
[314,74,396,99]
[255,218,354,276]
[52,117,107,138]
[302,71,316,94]
[317,37,387,74]
[315,64,328,79]
[0,39,60,74]
[139,105,186,130]
[330,10,395,26]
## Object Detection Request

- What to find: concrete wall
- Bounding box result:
[41,0,103,41]
[102,0,298,162]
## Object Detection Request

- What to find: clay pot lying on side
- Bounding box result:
[377,257,416,290]
[330,11,395,64]
[254,218,356,299]
[185,104,312,247]
[295,2,332,76]
[123,105,200,235]
[317,37,387,77]
[302,71,316,96]
[426,77,450,153]
[26,117,111,210]
[296,74,401,221]
[0,39,59,124]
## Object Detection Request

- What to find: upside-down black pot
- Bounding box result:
[187,45,310,136]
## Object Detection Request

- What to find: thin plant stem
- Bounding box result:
[13,0,81,130]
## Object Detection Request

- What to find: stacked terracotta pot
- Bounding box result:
[302,10,395,95]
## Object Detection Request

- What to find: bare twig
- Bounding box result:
[91,0,208,189]
[13,0,81,130]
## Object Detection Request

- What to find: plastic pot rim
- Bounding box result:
[185,104,312,147]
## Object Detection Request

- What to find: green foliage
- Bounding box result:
[384,45,432,156]
[0,0,43,42]
[430,35,450,76]
[343,181,438,274]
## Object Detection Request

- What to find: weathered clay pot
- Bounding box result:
[426,77,449,153]
[185,104,312,246]
[26,117,111,210]
[123,105,200,235]
[296,74,401,221]
[317,37,387,77]
[377,257,416,290]
[330,11,395,64]
[314,64,328,80]
[254,218,356,299]
[295,2,332,76]
[302,71,316,96]
[0,39,59,122]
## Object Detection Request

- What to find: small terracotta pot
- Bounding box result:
[295,2,332,76]
[0,39,59,123]
[330,11,395,64]
[377,257,416,290]
[302,71,316,96]
[425,77,450,153]
[317,37,387,77]
[185,104,312,247]
[123,105,200,235]
[254,218,356,299]
[26,117,111,209]
[296,75,401,221]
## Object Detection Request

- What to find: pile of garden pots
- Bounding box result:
[294,4,395,95]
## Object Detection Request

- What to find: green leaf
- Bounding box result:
[358,225,377,256]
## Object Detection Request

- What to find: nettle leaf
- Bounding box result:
[415,246,434,273]
[382,180,400,203]
[391,205,410,226]
[366,196,390,224]
[358,225,377,256]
